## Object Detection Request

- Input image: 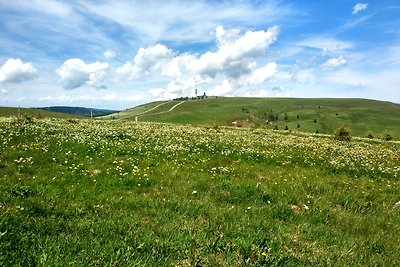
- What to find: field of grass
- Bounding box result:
[1,117,399,266]
[108,97,400,140]
[0,106,83,119]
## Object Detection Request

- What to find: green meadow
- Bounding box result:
[0,106,83,120]
[101,97,400,140]
[1,116,399,266]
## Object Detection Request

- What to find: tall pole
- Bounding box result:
[195,79,198,97]
[18,106,21,118]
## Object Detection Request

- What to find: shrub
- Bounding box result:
[383,132,393,141]
[367,132,374,139]
[335,127,352,141]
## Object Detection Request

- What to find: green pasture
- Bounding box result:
[0,106,83,119]
[1,118,399,266]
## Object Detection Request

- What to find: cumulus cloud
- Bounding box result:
[117,44,174,80]
[207,79,234,96]
[0,58,38,83]
[195,25,279,79]
[56,58,109,89]
[352,3,368,15]
[104,50,117,59]
[121,25,279,99]
[1,89,7,94]
[320,56,347,70]
[246,62,278,85]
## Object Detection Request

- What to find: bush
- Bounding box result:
[383,132,393,141]
[335,127,352,141]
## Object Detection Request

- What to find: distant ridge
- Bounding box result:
[35,106,117,117]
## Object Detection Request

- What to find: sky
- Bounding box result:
[0,0,399,110]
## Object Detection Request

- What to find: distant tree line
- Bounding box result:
[174,93,207,101]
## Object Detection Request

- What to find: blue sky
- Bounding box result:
[0,0,399,109]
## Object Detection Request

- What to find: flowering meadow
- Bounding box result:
[1,117,399,266]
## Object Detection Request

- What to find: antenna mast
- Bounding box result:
[194,78,198,97]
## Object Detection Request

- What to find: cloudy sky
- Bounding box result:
[0,0,399,109]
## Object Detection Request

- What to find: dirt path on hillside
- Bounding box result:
[134,100,186,122]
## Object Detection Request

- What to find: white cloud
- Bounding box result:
[246,62,278,85]
[1,0,74,19]
[125,25,279,99]
[215,25,240,46]
[243,89,270,98]
[125,95,143,102]
[324,68,400,96]
[298,37,353,52]
[161,53,196,79]
[320,56,347,70]
[207,79,234,96]
[290,69,315,84]
[101,93,117,101]
[56,58,109,89]
[352,3,368,15]
[116,44,174,80]
[80,1,293,44]
[1,89,7,94]
[104,50,116,59]
[147,77,198,100]
[0,58,38,83]
[195,25,279,79]
[148,88,166,99]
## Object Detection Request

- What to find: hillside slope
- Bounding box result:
[0,106,83,119]
[102,97,400,139]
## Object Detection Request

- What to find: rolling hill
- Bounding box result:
[100,97,400,140]
[0,106,84,119]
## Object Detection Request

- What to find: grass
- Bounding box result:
[1,117,399,266]
[98,101,169,120]
[106,97,400,140]
[0,106,83,119]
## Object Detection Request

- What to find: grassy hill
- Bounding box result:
[0,106,83,119]
[102,97,400,140]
